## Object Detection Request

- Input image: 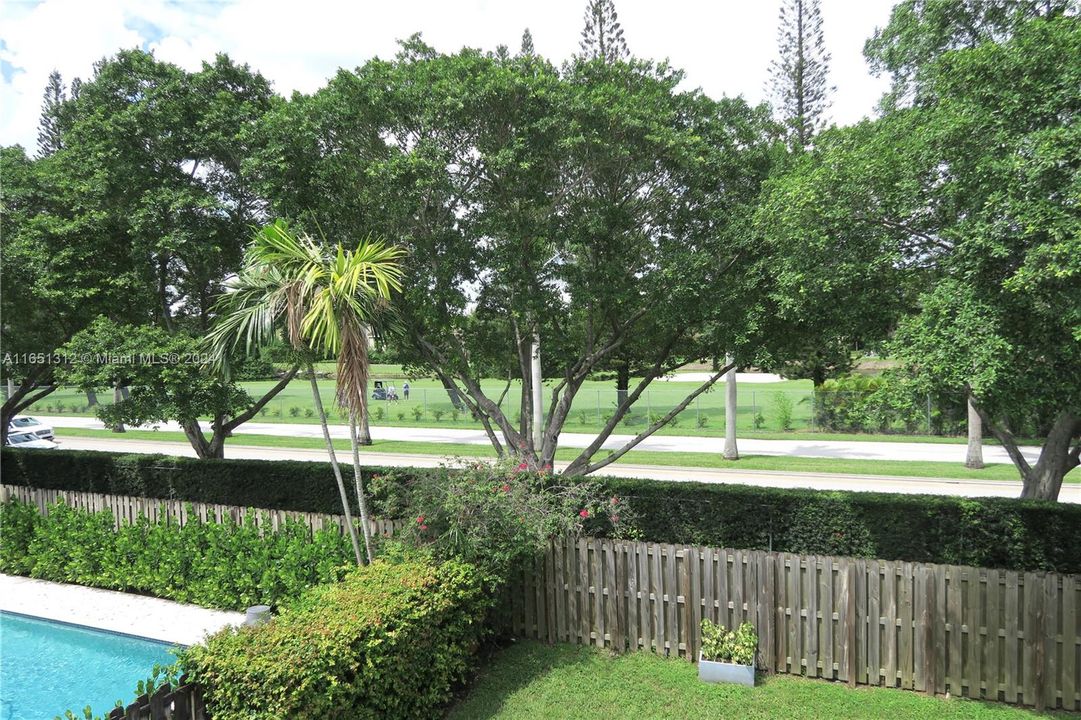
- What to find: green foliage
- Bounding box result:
[288,406,301,417]
[0,498,352,609]
[181,560,490,720]
[700,621,757,666]
[8,449,1081,573]
[412,406,424,421]
[433,409,446,422]
[371,461,628,583]
[772,393,793,432]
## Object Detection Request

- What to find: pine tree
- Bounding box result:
[768,0,834,149]
[520,28,536,56]
[579,0,629,63]
[37,70,66,158]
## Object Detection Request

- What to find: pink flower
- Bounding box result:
[416,515,425,524]
[501,483,511,492]
[517,462,528,470]
[579,509,590,519]
[610,497,619,505]
[420,524,428,531]
[610,514,620,523]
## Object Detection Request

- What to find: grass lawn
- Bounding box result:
[448,641,1068,719]
[53,427,1064,483]
[33,377,1018,444]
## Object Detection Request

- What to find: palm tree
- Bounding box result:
[207,221,403,565]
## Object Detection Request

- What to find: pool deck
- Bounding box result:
[0,574,244,646]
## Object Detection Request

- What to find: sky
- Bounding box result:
[0,0,897,152]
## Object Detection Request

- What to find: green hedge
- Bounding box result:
[6,448,1080,574]
[1,448,381,515]
[0,498,353,610]
[181,560,489,720]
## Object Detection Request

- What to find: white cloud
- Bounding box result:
[1,0,895,152]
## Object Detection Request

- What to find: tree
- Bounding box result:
[36,70,65,158]
[520,28,536,56]
[57,318,297,458]
[208,221,403,564]
[579,0,629,63]
[2,50,275,443]
[255,42,780,476]
[768,0,833,150]
[761,16,1081,499]
[864,0,1076,109]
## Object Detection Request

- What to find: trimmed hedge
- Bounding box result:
[5,448,1080,574]
[0,498,353,610]
[181,560,489,720]
[1,448,379,515]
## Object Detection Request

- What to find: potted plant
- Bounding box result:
[698,620,757,687]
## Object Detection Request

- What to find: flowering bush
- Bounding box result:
[700,620,757,666]
[371,460,636,583]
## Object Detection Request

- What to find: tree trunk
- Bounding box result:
[1017,412,1080,501]
[440,375,465,410]
[1,367,56,445]
[180,419,224,459]
[349,409,375,563]
[723,354,738,460]
[308,367,363,565]
[965,394,984,469]
[615,363,629,409]
[358,410,373,445]
[531,330,543,449]
[111,384,126,433]
[86,389,98,407]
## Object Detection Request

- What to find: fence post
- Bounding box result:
[752,391,757,429]
[696,396,701,426]
[597,389,601,422]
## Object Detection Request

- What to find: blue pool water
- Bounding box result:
[0,611,178,720]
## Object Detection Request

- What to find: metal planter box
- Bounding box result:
[697,653,755,687]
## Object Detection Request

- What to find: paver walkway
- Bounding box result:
[0,574,243,645]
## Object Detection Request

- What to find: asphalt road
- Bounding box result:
[50,435,1080,503]
[39,415,1042,465]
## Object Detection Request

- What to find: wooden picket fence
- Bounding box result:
[104,679,208,720]
[506,535,1081,711]
[0,484,401,538]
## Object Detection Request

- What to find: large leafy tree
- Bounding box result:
[1,50,274,442]
[865,0,1076,109]
[255,41,779,475]
[762,16,1081,499]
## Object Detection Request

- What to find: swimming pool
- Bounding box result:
[0,611,179,720]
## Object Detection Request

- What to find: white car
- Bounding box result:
[5,430,58,449]
[8,415,54,440]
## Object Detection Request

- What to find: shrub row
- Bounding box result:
[181,560,489,720]
[0,498,353,610]
[6,448,1080,574]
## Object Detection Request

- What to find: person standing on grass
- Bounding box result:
[403,381,410,400]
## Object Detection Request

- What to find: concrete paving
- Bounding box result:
[0,573,243,646]
[40,414,1042,465]
[47,435,1081,503]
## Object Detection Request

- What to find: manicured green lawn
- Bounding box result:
[54,427,1065,484]
[31,375,1004,443]
[448,641,1068,719]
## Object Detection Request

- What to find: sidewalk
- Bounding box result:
[40,415,1042,465]
[50,435,1077,502]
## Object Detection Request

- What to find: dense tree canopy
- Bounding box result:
[1,49,274,441]
[255,40,784,473]
[762,15,1081,498]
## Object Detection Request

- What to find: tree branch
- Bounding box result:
[223,365,299,432]
[577,364,730,476]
